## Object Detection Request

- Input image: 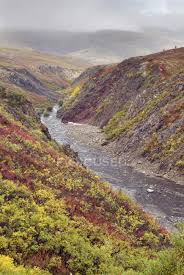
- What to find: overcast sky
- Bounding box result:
[0,0,183,31]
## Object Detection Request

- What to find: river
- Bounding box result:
[41,106,184,230]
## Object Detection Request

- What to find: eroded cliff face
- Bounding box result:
[58,48,184,181]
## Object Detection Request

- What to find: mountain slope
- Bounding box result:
[58,48,184,182]
[0,82,173,273]
[0,48,84,104]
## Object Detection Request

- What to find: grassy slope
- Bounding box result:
[2,84,184,274]
[59,48,184,180]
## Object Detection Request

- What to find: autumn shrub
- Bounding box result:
[176,157,184,168]
[142,226,184,275]
[46,106,53,112]
[8,93,26,108]
[0,255,50,275]
[58,99,63,107]
[43,110,50,117]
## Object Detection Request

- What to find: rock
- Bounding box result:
[41,125,51,140]
[101,141,109,146]
[147,188,154,193]
[62,144,84,166]
[155,174,163,178]
[176,83,184,92]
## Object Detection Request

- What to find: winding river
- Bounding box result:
[41,106,184,230]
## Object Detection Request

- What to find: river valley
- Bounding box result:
[41,106,184,231]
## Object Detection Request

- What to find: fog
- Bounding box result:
[0,0,184,31]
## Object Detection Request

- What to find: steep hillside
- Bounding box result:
[58,48,184,182]
[0,48,84,105]
[1,84,182,274]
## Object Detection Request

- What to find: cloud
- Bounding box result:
[142,0,170,15]
[0,0,183,31]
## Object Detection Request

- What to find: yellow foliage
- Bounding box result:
[0,255,50,275]
[70,85,81,98]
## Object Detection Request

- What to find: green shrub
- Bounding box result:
[104,106,128,137]
[8,93,26,108]
[142,228,184,275]
[46,106,53,112]
[43,111,50,117]
[58,100,63,107]
[36,108,45,116]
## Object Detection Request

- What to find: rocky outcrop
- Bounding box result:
[38,65,82,81]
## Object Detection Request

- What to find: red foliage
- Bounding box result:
[163,110,181,126]
[1,169,17,181]
[64,195,130,242]
[14,128,36,143]
[18,152,45,170]
[25,249,69,274]
[0,116,37,144]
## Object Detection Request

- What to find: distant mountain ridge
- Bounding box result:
[1,28,184,65]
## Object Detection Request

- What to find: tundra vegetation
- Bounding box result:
[0,47,184,274]
[0,84,183,274]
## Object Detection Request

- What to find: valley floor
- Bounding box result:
[42,106,184,231]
